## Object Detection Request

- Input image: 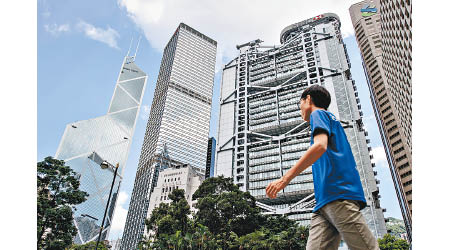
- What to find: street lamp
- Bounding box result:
[81,214,99,221]
[95,161,119,250]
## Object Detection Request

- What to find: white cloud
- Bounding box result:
[109,191,129,239]
[371,146,388,168]
[140,105,151,120]
[76,20,120,49]
[118,0,361,68]
[44,23,70,36]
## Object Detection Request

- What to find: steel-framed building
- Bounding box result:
[215,13,387,238]
[120,23,217,250]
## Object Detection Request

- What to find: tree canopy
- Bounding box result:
[141,176,309,250]
[67,241,108,250]
[37,157,89,250]
[378,234,410,250]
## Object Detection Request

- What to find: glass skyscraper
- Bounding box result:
[55,55,148,244]
[215,13,387,238]
[120,23,217,250]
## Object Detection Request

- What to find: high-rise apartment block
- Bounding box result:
[349,0,411,242]
[120,23,217,250]
[55,55,147,244]
[205,137,216,178]
[215,13,387,238]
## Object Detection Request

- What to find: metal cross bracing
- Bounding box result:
[219,36,371,225]
[256,193,315,215]
[217,13,386,235]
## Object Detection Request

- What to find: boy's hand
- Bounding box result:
[266,177,289,199]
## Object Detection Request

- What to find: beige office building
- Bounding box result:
[349,0,411,242]
[146,164,204,221]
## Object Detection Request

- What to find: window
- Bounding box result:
[389,132,400,140]
[400,171,411,178]
[398,162,409,170]
[394,146,404,155]
[396,154,407,162]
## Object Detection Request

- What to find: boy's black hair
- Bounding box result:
[301,84,331,110]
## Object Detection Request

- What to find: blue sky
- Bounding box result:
[37,0,403,241]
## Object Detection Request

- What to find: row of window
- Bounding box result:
[164,177,181,183]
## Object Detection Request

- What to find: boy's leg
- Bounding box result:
[321,200,380,250]
[306,211,341,250]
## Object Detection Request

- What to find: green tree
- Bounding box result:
[67,241,108,250]
[192,176,265,237]
[142,188,192,249]
[141,176,311,249]
[37,157,89,250]
[378,234,410,250]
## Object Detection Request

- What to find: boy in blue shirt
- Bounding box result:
[266,85,379,250]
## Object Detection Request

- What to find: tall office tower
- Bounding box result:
[349,0,411,242]
[55,55,148,244]
[216,13,387,238]
[380,0,412,216]
[205,137,216,178]
[120,23,217,250]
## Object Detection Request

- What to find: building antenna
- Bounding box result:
[134,35,142,59]
[126,37,134,58]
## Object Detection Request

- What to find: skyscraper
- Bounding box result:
[349,0,411,242]
[55,54,148,244]
[215,13,387,238]
[120,23,217,250]
[205,137,216,178]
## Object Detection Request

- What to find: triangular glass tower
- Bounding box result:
[55,55,147,244]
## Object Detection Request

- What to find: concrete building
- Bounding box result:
[205,137,216,178]
[146,164,204,221]
[54,54,147,244]
[349,0,411,242]
[380,0,412,214]
[120,23,217,250]
[215,13,387,238]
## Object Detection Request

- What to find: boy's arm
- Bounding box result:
[265,133,328,199]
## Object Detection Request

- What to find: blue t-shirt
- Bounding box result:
[309,109,367,212]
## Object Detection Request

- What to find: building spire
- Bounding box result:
[134,35,142,59]
[126,37,134,58]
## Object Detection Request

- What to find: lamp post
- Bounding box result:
[95,161,119,250]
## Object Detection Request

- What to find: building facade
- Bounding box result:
[215,13,387,238]
[380,0,412,214]
[120,23,217,250]
[349,0,411,242]
[146,164,204,224]
[205,137,216,178]
[55,55,147,244]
